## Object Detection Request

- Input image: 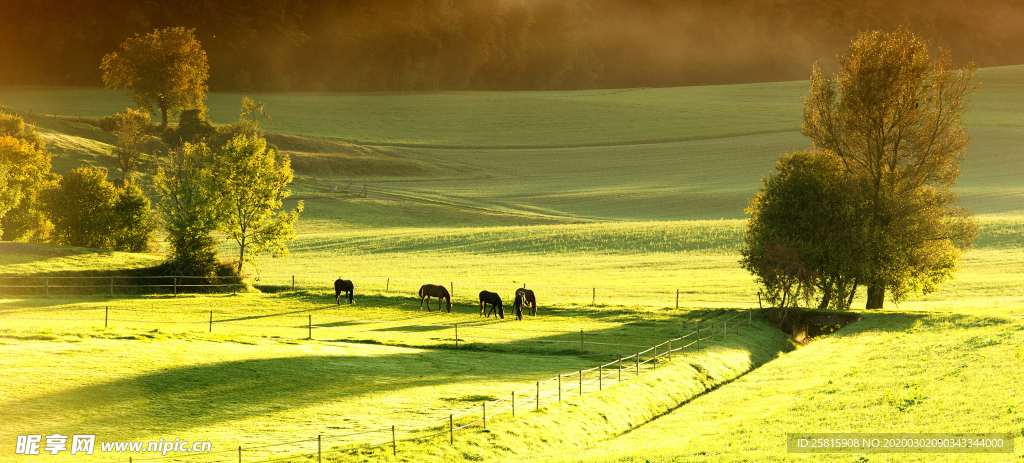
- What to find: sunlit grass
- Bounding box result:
[553,312,1024,463]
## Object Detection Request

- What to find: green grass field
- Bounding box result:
[1,65,1023,462]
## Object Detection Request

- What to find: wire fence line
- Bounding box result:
[1,300,741,353]
[0,274,755,309]
[36,307,754,463]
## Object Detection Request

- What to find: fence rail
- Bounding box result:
[0,274,755,309]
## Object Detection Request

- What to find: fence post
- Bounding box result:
[654,344,657,369]
[238,446,241,463]
[392,425,396,456]
[668,339,672,361]
[449,415,453,445]
[592,287,595,306]
[386,278,389,292]
[512,391,515,417]
[317,435,321,463]
[580,329,584,353]
[292,275,295,290]
[558,374,561,401]
[483,403,486,429]
[676,289,679,309]
[536,382,540,410]
[450,282,454,300]
[308,314,312,340]
[579,370,583,395]
[209,311,213,332]
[105,306,108,328]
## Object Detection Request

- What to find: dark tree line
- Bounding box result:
[2,0,1022,92]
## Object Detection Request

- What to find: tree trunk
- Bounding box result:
[865,284,885,309]
[159,105,168,130]
[237,237,246,275]
[818,276,832,309]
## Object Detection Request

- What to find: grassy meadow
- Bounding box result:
[1,65,1023,462]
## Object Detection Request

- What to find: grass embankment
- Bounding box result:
[554,312,1024,463]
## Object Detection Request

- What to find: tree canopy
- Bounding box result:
[101,27,209,128]
[0,112,54,242]
[112,107,151,180]
[741,150,863,312]
[802,28,978,309]
[745,28,978,311]
[40,167,157,252]
[154,142,222,276]
[215,133,301,275]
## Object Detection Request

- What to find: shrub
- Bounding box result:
[41,167,156,252]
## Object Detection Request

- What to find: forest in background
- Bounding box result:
[3,0,1023,92]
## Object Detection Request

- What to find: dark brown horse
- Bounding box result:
[515,288,537,315]
[419,284,452,312]
[334,279,354,305]
[511,292,524,320]
[479,290,504,318]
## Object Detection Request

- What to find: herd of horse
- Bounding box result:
[333,279,539,320]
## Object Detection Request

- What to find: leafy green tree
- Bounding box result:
[161,109,215,148]
[240,96,273,124]
[41,167,115,249]
[215,133,302,274]
[0,162,22,234]
[101,27,209,129]
[109,182,158,253]
[742,150,863,311]
[802,28,978,309]
[40,167,156,252]
[112,107,151,180]
[154,142,222,276]
[0,112,54,242]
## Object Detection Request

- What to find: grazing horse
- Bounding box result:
[334,279,354,305]
[511,292,524,321]
[419,284,452,313]
[515,288,538,316]
[479,290,504,318]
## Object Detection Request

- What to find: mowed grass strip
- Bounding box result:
[549,312,1024,463]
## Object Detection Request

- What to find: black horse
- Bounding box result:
[515,288,537,315]
[479,290,504,318]
[511,292,525,321]
[334,279,354,305]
